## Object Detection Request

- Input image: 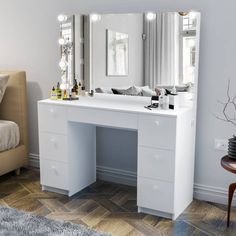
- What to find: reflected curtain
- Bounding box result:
[144,12,179,89]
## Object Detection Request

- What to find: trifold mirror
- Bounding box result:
[58,12,200,97]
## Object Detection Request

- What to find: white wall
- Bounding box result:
[1,0,236,204]
[91,14,143,89]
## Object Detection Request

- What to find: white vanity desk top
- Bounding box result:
[39,93,192,117]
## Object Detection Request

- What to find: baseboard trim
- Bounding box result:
[194,183,236,206]
[29,153,39,168]
[29,153,235,205]
[97,165,137,186]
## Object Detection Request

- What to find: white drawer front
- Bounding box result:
[138,115,176,150]
[137,177,174,213]
[39,133,67,163]
[138,147,175,182]
[38,104,67,134]
[40,160,68,190]
[68,107,138,130]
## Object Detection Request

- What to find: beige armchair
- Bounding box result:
[0,71,28,175]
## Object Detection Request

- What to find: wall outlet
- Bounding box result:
[214,139,228,151]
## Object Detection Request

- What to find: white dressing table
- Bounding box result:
[38,94,196,220]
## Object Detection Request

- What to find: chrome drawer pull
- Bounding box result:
[51,166,58,176]
[50,138,57,148]
[153,185,159,190]
[49,108,54,113]
[154,155,161,161]
[49,108,57,117]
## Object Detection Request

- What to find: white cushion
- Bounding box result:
[0,120,20,152]
[0,74,9,103]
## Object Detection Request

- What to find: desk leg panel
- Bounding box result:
[68,122,96,195]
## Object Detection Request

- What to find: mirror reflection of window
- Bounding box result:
[181,12,197,85]
[106,30,128,76]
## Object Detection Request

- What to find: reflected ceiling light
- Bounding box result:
[58,38,66,45]
[90,14,101,22]
[57,14,68,22]
[59,59,68,70]
[146,12,156,21]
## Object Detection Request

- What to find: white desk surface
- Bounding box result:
[38,93,192,117]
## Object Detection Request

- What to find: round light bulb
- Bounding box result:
[59,59,68,70]
[90,14,101,22]
[57,14,67,22]
[60,83,68,90]
[146,12,156,21]
[58,38,66,45]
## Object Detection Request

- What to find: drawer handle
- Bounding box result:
[191,119,195,127]
[155,120,160,126]
[49,108,57,117]
[153,185,159,190]
[154,155,161,161]
[50,138,57,148]
[51,166,59,176]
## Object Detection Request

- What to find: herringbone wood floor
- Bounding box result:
[0,168,236,236]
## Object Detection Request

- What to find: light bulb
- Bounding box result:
[90,14,101,22]
[59,59,68,70]
[58,38,66,45]
[60,83,67,90]
[146,12,156,21]
[57,14,67,22]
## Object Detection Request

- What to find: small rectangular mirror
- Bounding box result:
[106,30,129,76]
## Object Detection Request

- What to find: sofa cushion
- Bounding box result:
[112,86,142,96]
[0,75,9,104]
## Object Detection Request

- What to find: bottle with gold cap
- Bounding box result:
[56,82,62,100]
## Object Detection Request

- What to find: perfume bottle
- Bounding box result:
[169,86,179,110]
[51,86,57,100]
[159,88,165,109]
[56,82,62,99]
[163,95,169,110]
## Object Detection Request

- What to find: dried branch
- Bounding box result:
[215,80,236,128]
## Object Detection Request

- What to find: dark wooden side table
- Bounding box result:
[221,155,236,227]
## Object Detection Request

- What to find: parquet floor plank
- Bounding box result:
[0,168,235,236]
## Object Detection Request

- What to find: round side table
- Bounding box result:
[221,155,236,227]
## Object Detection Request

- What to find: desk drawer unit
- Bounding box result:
[40,159,69,190]
[138,114,176,150]
[138,146,175,182]
[137,177,174,213]
[38,104,67,134]
[39,133,67,163]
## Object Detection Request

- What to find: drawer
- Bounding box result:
[137,177,174,213]
[138,115,176,150]
[39,133,68,163]
[40,159,69,190]
[38,104,67,134]
[68,107,138,130]
[138,147,175,182]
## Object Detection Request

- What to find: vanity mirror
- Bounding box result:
[59,12,200,97]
